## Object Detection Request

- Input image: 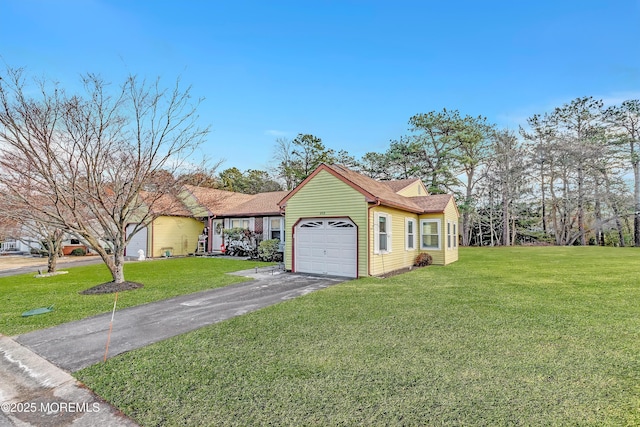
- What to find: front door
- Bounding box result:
[212,219,223,252]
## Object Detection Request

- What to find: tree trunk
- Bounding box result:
[577,166,586,245]
[502,196,510,246]
[594,177,603,246]
[47,251,57,274]
[540,162,547,237]
[615,215,625,247]
[112,251,126,283]
[102,249,125,283]
[604,170,625,247]
[83,234,126,283]
[634,159,640,246]
[549,177,561,245]
[45,230,64,274]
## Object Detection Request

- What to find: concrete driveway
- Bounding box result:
[1,266,347,426]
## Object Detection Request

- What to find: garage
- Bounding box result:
[125,224,148,257]
[294,218,357,278]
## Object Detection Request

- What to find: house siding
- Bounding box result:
[284,170,368,276]
[418,213,445,265]
[369,206,420,276]
[443,198,459,265]
[396,181,428,197]
[417,200,459,266]
[150,216,204,257]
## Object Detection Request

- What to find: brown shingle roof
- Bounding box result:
[184,185,254,216]
[278,164,455,214]
[383,178,421,193]
[142,192,194,217]
[409,194,454,213]
[224,191,288,216]
[325,164,424,212]
[184,185,286,217]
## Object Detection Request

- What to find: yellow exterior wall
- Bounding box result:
[284,170,460,276]
[369,205,420,276]
[418,199,459,266]
[396,181,428,197]
[369,199,459,274]
[417,213,446,265]
[284,170,368,276]
[150,216,204,257]
[443,198,460,265]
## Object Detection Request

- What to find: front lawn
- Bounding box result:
[76,247,640,426]
[0,257,270,336]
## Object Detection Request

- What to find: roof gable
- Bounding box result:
[383,179,420,193]
[183,185,286,217]
[183,185,253,216]
[279,164,455,215]
[140,191,194,217]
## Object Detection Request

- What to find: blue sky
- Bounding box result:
[2,0,639,172]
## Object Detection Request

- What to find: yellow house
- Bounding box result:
[278,164,459,278]
[125,193,204,258]
[180,186,288,254]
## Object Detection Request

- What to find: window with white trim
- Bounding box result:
[374,213,392,253]
[406,218,416,250]
[453,223,457,248]
[230,218,250,229]
[447,220,458,249]
[421,219,441,250]
[270,218,282,240]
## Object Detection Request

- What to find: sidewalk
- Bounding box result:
[0,335,138,427]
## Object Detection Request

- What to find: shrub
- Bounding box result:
[223,228,261,258]
[70,248,86,256]
[258,239,282,262]
[414,252,432,267]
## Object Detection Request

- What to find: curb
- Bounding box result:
[0,335,138,426]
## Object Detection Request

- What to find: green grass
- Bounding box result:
[75,246,640,426]
[0,257,271,336]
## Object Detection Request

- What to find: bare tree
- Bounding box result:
[485,129,528,245]
[0,198,65,273]
[552,97,604,245]
[604,100,640,246]
[272,137,296,190]
[521,114,557,240]
[0,66,209,284]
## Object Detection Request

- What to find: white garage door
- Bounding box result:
[125,224,148,257]
[295,218,357,278]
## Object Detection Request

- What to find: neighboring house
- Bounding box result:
[181,185,288,253]
[0,238,39,253]
[61,237,88,255]
[0,218,42,253]
[125,193,204,258]
[278,163,459,278]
